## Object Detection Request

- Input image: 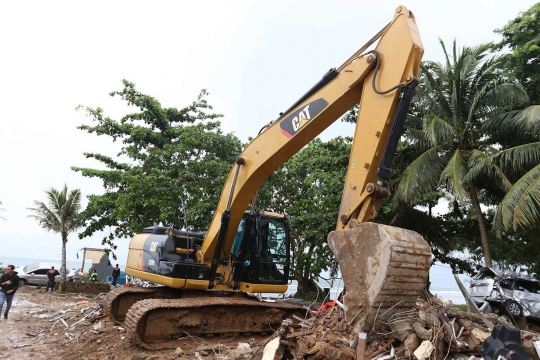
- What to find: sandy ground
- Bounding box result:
[0,286,271,360]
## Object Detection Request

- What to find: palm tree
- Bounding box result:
[482,106,540,233]
[395,40,529,267]
[28,185,82,292]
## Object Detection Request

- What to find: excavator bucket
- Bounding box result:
[328,222,431,334]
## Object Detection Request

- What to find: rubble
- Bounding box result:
[5,284,540,359]
[273,295,540,360]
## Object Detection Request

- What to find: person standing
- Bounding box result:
[0,265,20,319]
[89,269,98,283]
[46,266,60,292]
[112,264,120,286]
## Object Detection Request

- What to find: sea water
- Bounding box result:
[0,256,94,271]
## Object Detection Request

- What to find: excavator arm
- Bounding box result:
[195,6,432,333]
[202,4,428,287]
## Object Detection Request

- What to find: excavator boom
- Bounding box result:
[200,5,431,332]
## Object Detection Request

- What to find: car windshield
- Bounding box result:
[23,263,39,273]
[515,279,540,294]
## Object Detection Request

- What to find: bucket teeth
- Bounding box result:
[327,223,431,333]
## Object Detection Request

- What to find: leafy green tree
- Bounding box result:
[495,3,540,104]
[394,40,529,267]
[258,137,351,298]
[73,81,242,251]
[489,227,540,275]
[27,185,81,292]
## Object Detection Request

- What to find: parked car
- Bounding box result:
[469,267,540,320]
[15,262,75,286]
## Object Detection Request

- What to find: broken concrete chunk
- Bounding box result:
[458,319,473,329]
[391,319,413,341]
[414,340,435,359]
[418,310,440,328]
[426,312,441,328]
[404,333,420,357]
[412,321,432,340]
[471,328,490,342]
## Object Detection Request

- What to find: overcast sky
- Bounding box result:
[0,1,535,265]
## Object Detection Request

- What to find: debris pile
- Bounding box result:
[10,292,109,350]
[273,296,540,360]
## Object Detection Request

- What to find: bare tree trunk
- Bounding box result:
[468,181,492,267]
[60,234,67,293]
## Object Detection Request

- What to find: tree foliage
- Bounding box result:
[495,3,540,103]
[73,81,242,251]
[27,185,82,291]
[394,40,529,267]
[257,137,351,297]
[482,93,540,233]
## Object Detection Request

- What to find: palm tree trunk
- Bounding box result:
[468,181,493,267]
[60,234,67,292]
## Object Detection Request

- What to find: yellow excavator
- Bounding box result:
[105,5,432,349]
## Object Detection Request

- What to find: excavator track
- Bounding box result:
[104,287,179,323]
[125,295,305,350]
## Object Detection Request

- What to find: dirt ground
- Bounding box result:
[0,286,267,360]
[5,286,538,360]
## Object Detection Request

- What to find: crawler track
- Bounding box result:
[125,295,305,350]
[104,287,178,323]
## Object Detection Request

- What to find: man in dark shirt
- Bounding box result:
[0,265,20,319]
[46,266,60,292]
[111,264,120,286]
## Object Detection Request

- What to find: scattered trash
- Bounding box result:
[262,337,281,360]
[11,283,540,359]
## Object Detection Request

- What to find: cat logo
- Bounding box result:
[149,241,159,252]
[280,98,328,138]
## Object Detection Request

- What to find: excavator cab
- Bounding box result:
[231,211,290,285]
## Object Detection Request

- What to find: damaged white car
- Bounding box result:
[469,267,540,319]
